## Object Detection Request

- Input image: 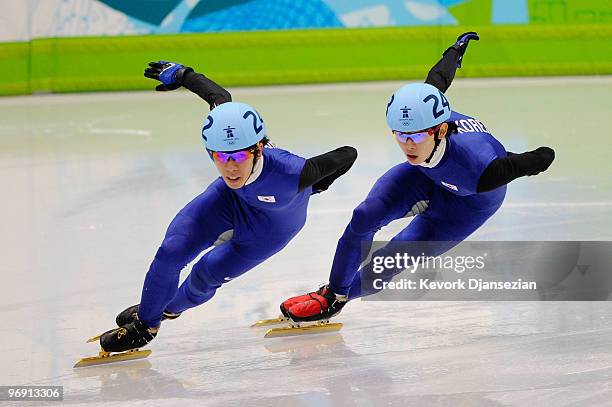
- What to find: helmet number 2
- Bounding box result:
[423,91,450,119]
[202,116,214,140]
[386,94,395,116]
[243,110,264,134]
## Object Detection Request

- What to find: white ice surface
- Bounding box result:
[1,77,612,406]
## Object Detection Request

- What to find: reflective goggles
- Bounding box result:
[392,124,441,144]
[208,149,254,163]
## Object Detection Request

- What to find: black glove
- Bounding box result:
[444,32,480,68]
[144,60,193,91]
[524,146,555,175]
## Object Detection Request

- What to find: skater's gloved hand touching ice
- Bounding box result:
[144,60,193,91]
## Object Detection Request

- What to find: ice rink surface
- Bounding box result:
[2,77,612,406]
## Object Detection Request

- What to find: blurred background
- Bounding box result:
[1,0,611,95]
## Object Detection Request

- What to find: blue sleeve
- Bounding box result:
[279,149,307,176]
[455,135,505,195]
[267,147,306,192]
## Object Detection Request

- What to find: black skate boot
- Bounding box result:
[116,304,182,326]
[100,317,158,353]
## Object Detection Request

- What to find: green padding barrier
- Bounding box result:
[2,24,612,95]
[2,42,31,95]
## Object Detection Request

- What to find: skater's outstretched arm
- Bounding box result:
[298,146,358,193]
[477,147,555,192]
[180,70,232,109]
[425,32,479,93]
[144,61,232,109]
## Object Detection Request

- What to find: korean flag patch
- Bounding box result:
[257,195,276,203]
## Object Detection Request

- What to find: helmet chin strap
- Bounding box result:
[245,149,264,185]
[250,153,258,175]
[252,146,263,173]
[424,133,442,164]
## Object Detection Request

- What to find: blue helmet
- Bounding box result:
[202,102,266,152]
[385,83,451,132]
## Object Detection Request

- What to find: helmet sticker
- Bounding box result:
[385,94,395,116]
[202,115,213,141]
[423,90,450,119]
[243,110,264,134]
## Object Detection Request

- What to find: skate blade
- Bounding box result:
[86,334,102,343]
[73,349,152,368]
[264,322,343,338]
[250,316,289,327]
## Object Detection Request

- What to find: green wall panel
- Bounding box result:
[1,24,611,96]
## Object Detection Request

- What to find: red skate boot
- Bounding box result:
[285,285,347,322]
[280,286,328,317]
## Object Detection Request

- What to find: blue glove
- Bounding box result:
[144,61,191,91]
[452,31,479,68]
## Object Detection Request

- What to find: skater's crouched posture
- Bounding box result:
[100,61,357,353]
[282,32,556,321]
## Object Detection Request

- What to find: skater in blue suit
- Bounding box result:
[100,61,357,352]
[282,33,555,320]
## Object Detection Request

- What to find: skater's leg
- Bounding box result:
[164,241,262,312]
[347,190,505,299]
[138,180,234,327]
[166,211,305,312]
[328,164,434,295]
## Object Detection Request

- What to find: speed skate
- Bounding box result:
[251,316,343,338]
[73,333,152,368]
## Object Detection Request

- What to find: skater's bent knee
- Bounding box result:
[350,199,387,235]
[188,269,223,295]
[155,235,194,266]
